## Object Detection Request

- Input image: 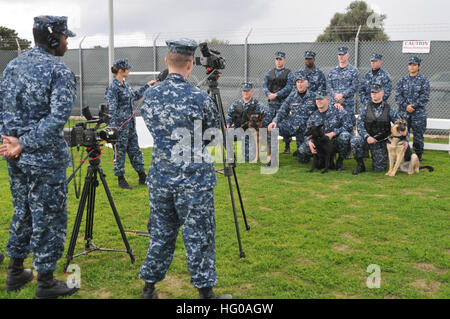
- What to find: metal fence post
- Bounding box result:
[244,28,252,82]
[354,25,362,68]
[78,36,86,116]
[153,33,160,79]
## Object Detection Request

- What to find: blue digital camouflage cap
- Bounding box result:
[241,82,254,91]
[304,51,316,59]
[166,38,198,56]
[33,15,76,37]
[295,70,308,81]
[370,53,383,61]
[275,51,286,59]
[408,56,421,65]
[315,90,328,99]
[338,46,349,55]
[113,58,132,70]
[370,83,384,92]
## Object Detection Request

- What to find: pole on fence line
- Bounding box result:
[244,28,253,82]
[108,0,115,83]
[78,36,86,117]
[153,33,161,80]
[354,25,362,68]
[15,38,21,56]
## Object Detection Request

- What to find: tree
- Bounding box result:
[316,1,389,42]
[0,26,31,50]
[203,38,230,45]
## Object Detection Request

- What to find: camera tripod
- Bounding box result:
[64,145,135,272]
[200,69,250,258]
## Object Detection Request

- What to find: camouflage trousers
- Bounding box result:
[264,102,292,144]
[351,136,388,172]
[405,111,427,157]
[139,185,218,289]
[114,126,145,177]
[6,160,68,273]
[277,121,306,161]
[342,101,356,127]
[297,131,352,163]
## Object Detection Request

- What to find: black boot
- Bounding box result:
[138,172,147,185]
[283,142,290,154]
[198,287,232,299]
[352,158,366,175]
[417,153,423,165]
[141,282,158,299]
[35,272,79,299]
[118,176,133,189]
[6,258,34,292]
[0,253,4,264]
[336,156,345,171]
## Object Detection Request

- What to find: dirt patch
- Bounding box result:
[332,244,352,252]
[410,279,441,294]
[341,233,362,243]
[333,292,363,299]
[259,206,273,212]
[414,263,448,275]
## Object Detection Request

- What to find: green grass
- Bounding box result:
[0,143,449,299]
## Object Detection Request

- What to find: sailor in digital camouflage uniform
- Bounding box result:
[359,53,392,107]
[351,84,401,174]
[327,46,360,126]
[105,58,153,189]
[268,71,317,163]
[297,91,353,170]
[395,56,430,163]
[299,51,327,94]
[0,15,78,298]
[262,51,296,154]
[138,38,231,299]
[225,82,265,162]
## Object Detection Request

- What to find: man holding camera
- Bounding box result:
[0,16,78,298]
[138,38,231,299]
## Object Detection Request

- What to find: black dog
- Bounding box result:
[305,124,337,173]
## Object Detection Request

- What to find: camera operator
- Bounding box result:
[105,58,153,189]
[0,16,78,298]
[138,38,231,299]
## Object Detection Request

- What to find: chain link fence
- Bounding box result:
[1,40,449,135]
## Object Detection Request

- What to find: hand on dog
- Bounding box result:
[308,141,317,154]
[268,93,278,101]
[325,132,336,140]
[0,135,23,159]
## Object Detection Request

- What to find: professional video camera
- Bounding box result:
[64,104,118,147]
[195,42,225,70]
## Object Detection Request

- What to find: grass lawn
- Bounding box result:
[0,142,449,299]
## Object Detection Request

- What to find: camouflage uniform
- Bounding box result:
[359,54,393,106]
[0,17,77,273]
[395,57,430,159]
[298,97,353,163]
[351,100,400,172]
[105,58,148,177]
[139,39,221,289]
[298,51,327,93]
[226,83,265,162]
[262,52,295,147]
[327,47,360,126]
[273,74,317,162]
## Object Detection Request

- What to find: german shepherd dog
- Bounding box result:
[305,124,337,173]
[386,119,434,176]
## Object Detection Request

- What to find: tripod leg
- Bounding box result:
[64,168,93,272]
[84,170,97,249]
[232,167,250,231]
[225,173,245,258]
[97,166,135,264]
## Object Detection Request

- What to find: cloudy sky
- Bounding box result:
[1,0,449,48]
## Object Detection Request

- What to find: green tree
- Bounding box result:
[316,1,389,42]
[0,26,31,50]
[203,38,230,45]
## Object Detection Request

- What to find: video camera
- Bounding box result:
[195,42,225,70]
[64,104,118,147]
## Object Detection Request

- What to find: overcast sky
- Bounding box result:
[1,0,450,48]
